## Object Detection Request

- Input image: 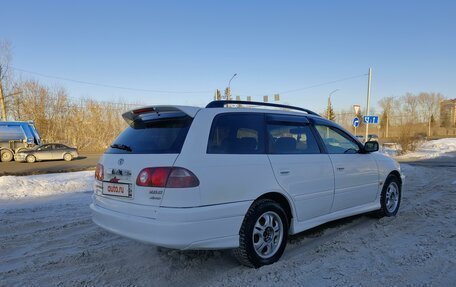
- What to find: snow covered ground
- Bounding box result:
[0,171,94,200]
[395,138,456,160]
[1,164,455,286]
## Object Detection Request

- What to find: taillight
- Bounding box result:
[167,168,200,188]
[136,167,199,188]
[95,163,104,181]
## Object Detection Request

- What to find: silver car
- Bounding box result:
[14,143,79,163]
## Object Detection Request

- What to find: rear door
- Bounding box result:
[266,115,335,221]
[51,144,64,159]
[313,123,379,212]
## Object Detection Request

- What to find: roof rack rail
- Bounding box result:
[205,100,321,117]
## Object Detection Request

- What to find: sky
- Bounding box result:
[1,0,455,113]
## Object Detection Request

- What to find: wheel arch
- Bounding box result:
[388,170,402,186]
[0,147,14,154]
[255,192,294,224]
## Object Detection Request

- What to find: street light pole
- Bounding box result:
[226,73,237,100]
[327,89,339,120]
[365,68,372,141]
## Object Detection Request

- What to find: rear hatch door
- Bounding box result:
[96,106,197,210]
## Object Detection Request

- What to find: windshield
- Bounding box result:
[106,116,193,154]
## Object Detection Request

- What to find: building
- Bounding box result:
[440,99,456,127]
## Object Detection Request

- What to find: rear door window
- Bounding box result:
[266,115,320,154]
[207,113,265,154]
[106,116,193,154]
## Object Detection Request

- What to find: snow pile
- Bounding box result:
[397,138,456,159]
[0,171,94,200]
[380,143,402,157]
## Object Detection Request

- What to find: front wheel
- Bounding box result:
[233,199,289,268]
[26,155,36,163]
[377,175,402,217]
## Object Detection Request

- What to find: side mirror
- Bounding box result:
[364,141,379,152]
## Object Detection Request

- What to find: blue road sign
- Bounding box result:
[363,115,379,124]
[353,117,360,128]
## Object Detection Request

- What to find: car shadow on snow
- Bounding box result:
[150,213,375,268]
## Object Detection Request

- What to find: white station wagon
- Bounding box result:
[91,100,403,268]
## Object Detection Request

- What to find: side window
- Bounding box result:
[267,123,320,154]
[315,125,360,154]
[207,113,265,154]
[40,145,51,151]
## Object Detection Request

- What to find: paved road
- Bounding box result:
[0,154,101,176]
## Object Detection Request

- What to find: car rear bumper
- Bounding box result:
[90,197,251,250]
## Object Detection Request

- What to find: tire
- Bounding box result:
[26,155,36,163]
[376,174,401,217]
[63,153,72,161]
[233,199,289,268]
[1,150,13,162]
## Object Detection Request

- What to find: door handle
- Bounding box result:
[336,167,345,171]
[279,170,291,175]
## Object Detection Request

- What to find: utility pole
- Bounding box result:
[0,80,6,121]
[365,68,372,141]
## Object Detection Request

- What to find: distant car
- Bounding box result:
[368,134,379,141]
[355,135,365,141]
[14,143,79,163]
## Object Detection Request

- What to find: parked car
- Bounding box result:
[14,143,79,163]
[91,101,403,268]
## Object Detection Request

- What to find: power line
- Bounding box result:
[278,74,367,95]
[11,66,213,94]
[234,73,367,99]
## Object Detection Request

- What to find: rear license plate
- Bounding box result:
[102,182,131,198]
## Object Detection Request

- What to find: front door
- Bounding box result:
[314,124,379,212]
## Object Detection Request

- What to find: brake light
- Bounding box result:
[95,163,104,181]
[132,107,155,114]
[136,167,199,188]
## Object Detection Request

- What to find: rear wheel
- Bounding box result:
[26,155,36,163]
[233,199,289,268]
[63,153,72,161]
[1,150,13,162]
[377,175,401,217]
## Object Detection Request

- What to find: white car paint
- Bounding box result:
[91,105,402,250]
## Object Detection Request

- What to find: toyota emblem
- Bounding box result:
[118,158,124,165]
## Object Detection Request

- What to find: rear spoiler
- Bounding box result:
[122,106,200,127]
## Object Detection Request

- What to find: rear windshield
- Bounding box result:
[106,116,193,154]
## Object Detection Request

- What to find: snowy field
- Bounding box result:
[387,138,456,160]
[1,161,456,285]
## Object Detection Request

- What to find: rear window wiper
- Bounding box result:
[110,144,132,152]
